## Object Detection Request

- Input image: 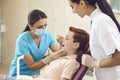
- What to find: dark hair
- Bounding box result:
[70,0,120,32]
[69,26,89,64]
[23,9,47,32]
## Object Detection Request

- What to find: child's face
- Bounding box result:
[62,31,77,52]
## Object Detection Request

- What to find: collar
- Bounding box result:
[90,8,101,21]
[63,55,77,59]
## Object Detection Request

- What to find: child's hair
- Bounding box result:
[69,26,89,64]
[70,0,120,32]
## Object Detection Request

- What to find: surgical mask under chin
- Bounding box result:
[35,29,47,37]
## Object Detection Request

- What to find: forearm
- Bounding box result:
[24,49,65,71]
[3,75,16,80]
[24,55,46,71]
[82,51,120,68]
[60,78,69,80]
[30,49,65,71]
[100,51,120,68]
[29,60,46,71]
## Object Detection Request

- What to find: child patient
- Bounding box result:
[1,26,89,80]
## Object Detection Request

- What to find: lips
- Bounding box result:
[62,44,64,47]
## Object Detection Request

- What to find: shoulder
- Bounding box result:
[45,30,55,39]
[96,12,114,25]
[102,13,112,21]
[94,12,115,30]
[45,30,53,36]
[64,58,79,67]
[16,31,30,43]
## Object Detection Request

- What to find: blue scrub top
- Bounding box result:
[9,30,57,77]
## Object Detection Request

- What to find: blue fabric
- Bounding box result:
[4,75,16,80]
[9,30,57,77]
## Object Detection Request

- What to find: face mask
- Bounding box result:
[35,28,47,37]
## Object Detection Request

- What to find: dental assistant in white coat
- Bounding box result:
[67,0,120,80]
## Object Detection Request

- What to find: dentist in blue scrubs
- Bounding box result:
[9,9,62,77]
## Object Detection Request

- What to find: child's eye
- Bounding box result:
[71,6,73,9]
[70,5,73,9]
[66,38,68,40]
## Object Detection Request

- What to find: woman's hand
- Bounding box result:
[42,49,67,64]
[57,35,65,47]
[82,54,100,68]
[32,74,40,78]
[52,49,67,59]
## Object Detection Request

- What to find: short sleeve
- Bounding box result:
[97,18,118,56]
[61,60,80,79]
[16,41,30,56]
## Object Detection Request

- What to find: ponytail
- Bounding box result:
[23,25,30,32]
[71,0,120,32]
[95,0,120,32]
[22,9,47,33]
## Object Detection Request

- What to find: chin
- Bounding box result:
[61,47,65,51]
[62,47,66,51]
[80,15,85,18]
[78,14,85,18]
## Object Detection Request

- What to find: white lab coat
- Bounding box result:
[90,8,120,80]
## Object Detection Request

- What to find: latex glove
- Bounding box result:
[57,35,65,47]
[42,49,66,64]
[82,54,100,68]
[32,74,40,78]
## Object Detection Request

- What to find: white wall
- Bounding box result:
[1,0,28,65]
[28,0,90,36]
[115,13,120,21]
[0,0,1,63]
[54,0,90,37]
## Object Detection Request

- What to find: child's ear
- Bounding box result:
[80,0,86,7]
[73,42,80,49]
[79,0,87,7]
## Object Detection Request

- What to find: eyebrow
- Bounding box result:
[65,35,73,39]
[65,35,69,38]
[38,24,47,28]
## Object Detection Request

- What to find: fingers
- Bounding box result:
[32,74,39,78]
[57,35,64,42]
[82,54,91,60]
[42,49,66,64]
[81,54,100,68]
[57,35,64,39]
[57,35,65,46]
[52,49,67,59]
[55,48,66,54]
[82,54,91,66]
[59,48,64,52]
[60,51,67,57]
[82,54,86,65]
[59,49,67,56]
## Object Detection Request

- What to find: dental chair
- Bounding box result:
[17,56,89,80]
[16,56,89,80]
[72,65,89,80]
[17,56,40,80]
[17,43,90,80]
[72,43,90,80]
